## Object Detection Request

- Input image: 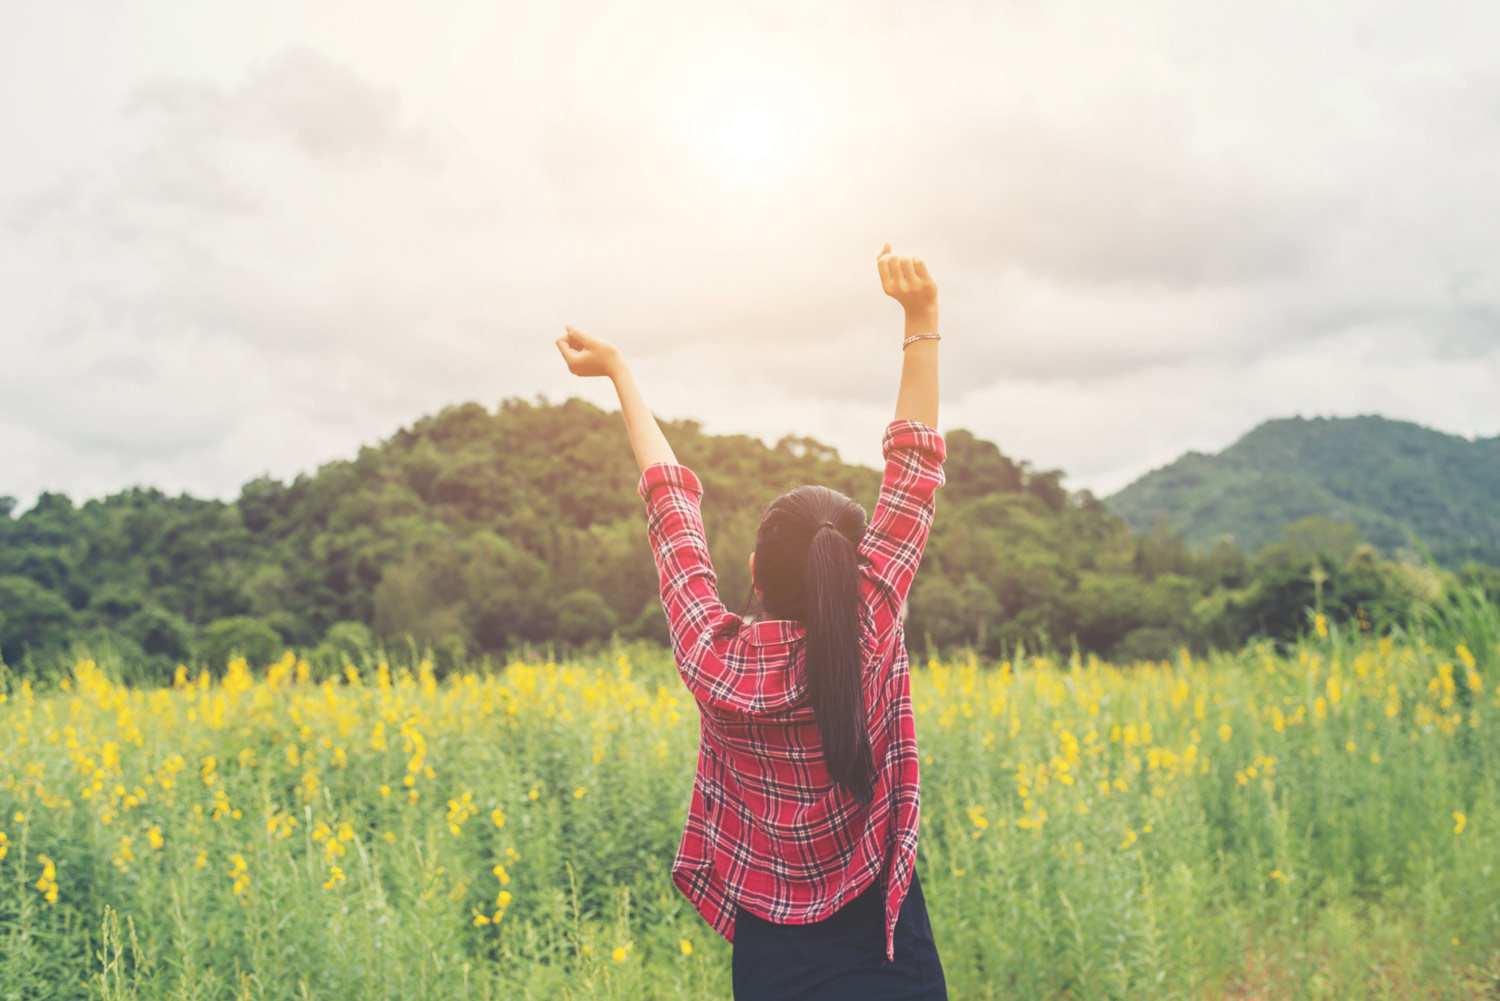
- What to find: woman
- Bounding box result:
[555,242,948,1000]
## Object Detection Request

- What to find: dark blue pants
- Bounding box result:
[731,869,947,1000]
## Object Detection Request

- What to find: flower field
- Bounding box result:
[1,619,1498,999]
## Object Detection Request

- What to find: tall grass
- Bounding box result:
[0,623,1496,999]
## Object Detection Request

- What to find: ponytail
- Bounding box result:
[803,524,875,805]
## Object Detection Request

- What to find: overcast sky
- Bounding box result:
[4,1,1499,514]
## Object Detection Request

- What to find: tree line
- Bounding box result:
[2,396,1496,681]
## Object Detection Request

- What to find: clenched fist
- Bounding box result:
[876,242,937,314]
[555,325,623,379]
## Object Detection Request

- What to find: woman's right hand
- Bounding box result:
[876,242,937,314]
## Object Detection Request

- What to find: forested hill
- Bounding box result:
[0,397,1077,672]
[1,398,1494,679]
[1106,415,1500,565]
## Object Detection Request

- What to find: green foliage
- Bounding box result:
[624,600,671,647]
[557,589,620,649]
[0,399,1494,678]
[199,617,283,673]
[0,575,76,666]
[1108,414,1500,565]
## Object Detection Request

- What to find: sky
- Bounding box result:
[3,0,1499,514]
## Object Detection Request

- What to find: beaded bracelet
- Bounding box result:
[902,332,941,349]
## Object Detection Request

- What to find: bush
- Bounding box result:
[556,589,619,648]
[626,600,671,646]
[199,616,283,673]
[1111,626,1185,665]
[309,621,377,680]
[124,605,194,664]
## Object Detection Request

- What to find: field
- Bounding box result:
[1,614,1498,1000]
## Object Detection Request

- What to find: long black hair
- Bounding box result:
[737,485,875,806]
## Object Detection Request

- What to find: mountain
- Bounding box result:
[0,396,1132,671]
[3,400,1493,679]
[1106,415,1500,565]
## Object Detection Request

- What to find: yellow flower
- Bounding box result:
[1218,724,1232,743]
[1314,613,1328,638]
[573,787,587,800]
[34,854,59,904]
[612,943,631,962]
[1453,811,1466,835]
[491,809,506,828]
[472,907,491,926]
[680,938,693,955]
[146,826,164,850]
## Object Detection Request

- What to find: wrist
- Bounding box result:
[903,307,938,337]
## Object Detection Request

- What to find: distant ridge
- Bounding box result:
[1105,415,1500,565]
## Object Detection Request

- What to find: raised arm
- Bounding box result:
[556,324,772,711]
[555,324,676,475]
[878,241,939,429]
[861,244,946,643]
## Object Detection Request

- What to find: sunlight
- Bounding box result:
[706,105,784,183]
[681,71,812,190]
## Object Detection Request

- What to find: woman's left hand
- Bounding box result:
[556,325,623,378]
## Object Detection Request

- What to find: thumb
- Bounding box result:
[877,241,891,258]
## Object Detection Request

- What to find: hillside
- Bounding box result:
[1107,415,1500,564]
[2,399,1491,678]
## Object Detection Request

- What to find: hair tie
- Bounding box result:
[817,521,838,531]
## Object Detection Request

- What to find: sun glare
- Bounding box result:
[682,73,813,191]
[709,106,783,182]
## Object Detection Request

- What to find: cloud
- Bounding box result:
[914,109,1327,290]
[2,0,1500,517]
[126,47,433,166]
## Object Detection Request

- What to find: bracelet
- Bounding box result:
[902,332,941,349]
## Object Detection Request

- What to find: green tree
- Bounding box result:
[124,605,194,664]
[0,576,76,666]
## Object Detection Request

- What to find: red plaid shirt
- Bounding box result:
[636,418,947,963]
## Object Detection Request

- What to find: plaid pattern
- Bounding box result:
[637,418,947,963]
